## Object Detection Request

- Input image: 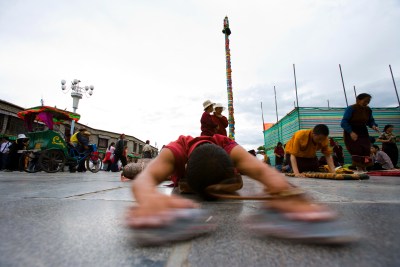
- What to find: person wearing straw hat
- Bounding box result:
[70,128,91,151]
[200,100,218,136]
[68,128,91,172]
[211,103,228,136]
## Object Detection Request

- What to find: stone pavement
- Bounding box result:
[0,170,399,267]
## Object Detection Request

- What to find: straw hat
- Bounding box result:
[82,131,91,136]
[203,100,215,110]
[213,103,226,111]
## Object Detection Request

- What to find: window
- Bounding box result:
[6,117,25,135]
[98,138,108,148]
[0,114,4,131]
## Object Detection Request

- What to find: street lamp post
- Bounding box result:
[61,79,94,135]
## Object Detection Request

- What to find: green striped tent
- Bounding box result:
[263,107,400,165]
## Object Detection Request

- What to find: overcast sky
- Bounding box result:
[1,0,399,150]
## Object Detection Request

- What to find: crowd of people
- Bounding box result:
[256,93,398,174]
[0,127,155,173]
[0,134,29,172]
[101,134,155,173]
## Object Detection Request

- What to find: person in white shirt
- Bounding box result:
[0,137,12,170]
[142,140,152,159]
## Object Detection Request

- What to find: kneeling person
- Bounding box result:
[285,124,335,177]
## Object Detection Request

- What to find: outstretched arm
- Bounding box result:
[129,149,198,226]
[230,145,333,218]
[132,148,175,202]
[230,145,291,193]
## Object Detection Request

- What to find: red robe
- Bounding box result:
[164,135,238,186]
[211,114,228,136]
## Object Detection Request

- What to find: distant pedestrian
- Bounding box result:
[112,134,127,172]
[0,137,11,170]
[200,100,217,136]
[103,142,115,171]
[274,142,284,171]
[142,140,152,158]
[5,134,29,172]
[341,93,379,172]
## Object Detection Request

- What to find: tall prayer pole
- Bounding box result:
[222,16,235,140]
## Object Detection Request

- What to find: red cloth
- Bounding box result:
[211,114,228,136]
[200,112,218,136]
[103,151,112,163]
[164,135,238,186]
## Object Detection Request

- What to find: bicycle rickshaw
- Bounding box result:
[17,106,102,173]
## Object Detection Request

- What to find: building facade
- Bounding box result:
[0,99,158,158]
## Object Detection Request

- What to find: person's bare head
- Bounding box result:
[186,143,235,200]
[312,124,329,144]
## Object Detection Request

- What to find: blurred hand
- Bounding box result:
[126,193,199,228]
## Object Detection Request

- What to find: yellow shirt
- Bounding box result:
[70,132,79,145]
[285,129,331,158]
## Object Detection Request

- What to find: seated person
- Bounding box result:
[368,145,394,170]
[69,128,91,172]
[70,128,91,153]
[285,124,335,177]
[126,134,350,244]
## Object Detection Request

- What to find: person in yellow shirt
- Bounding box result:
[285,124,335,177]
[69,128,91,172]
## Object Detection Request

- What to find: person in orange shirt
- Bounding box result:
[285,124,335,177]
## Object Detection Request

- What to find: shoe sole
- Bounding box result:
[244,209,359,245]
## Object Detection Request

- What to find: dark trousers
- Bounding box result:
[367,163,384,171]
[143,151,152,159]
[111,154,127,172]
[285,154,319,173]
[0,153,5,170]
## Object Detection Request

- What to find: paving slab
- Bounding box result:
[0,171,399,267]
